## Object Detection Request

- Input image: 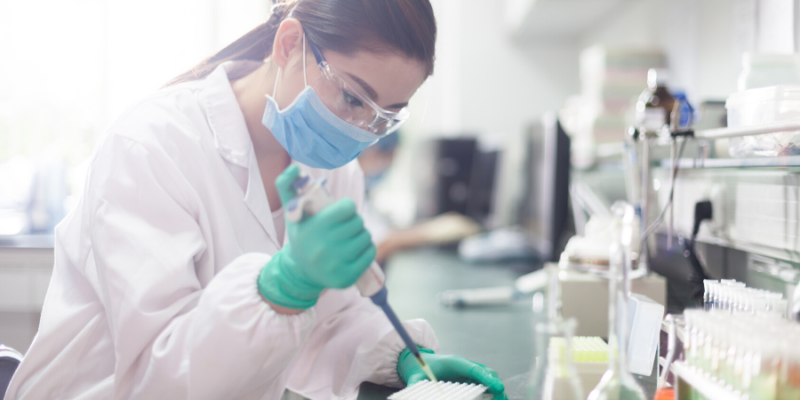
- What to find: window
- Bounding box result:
[0,0,269,235]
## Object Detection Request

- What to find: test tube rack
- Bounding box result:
[671,361,746,400]
[388,381,489,400]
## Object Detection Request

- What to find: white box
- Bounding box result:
[626,293,664,376]
[558,269,666,338]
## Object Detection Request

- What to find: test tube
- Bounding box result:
[703,279,718,311]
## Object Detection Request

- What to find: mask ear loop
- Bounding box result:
[271,33,308,99]
[272,67,281,99]
[302,34,308,87]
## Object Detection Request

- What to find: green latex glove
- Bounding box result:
[257,164,377,309]
[397,348,508,400]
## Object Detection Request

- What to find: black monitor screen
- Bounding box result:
[523,112,571,262]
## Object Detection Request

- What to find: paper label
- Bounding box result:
[638,108,667,133]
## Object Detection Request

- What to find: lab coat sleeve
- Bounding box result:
[287,289,439,399]
[86,134,316,399]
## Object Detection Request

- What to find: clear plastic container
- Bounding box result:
[529,318,584,400]
[738,53,800,91]
[727,85,800,157]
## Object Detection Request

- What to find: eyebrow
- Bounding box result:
[386,101,409,109]
[345,72,379,101]
[345,72,408,110]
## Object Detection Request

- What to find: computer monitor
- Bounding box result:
[413,137,498,226]
[522,112,572,263]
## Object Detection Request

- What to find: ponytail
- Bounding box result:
[164,2,293,87]
[165,0,437,87]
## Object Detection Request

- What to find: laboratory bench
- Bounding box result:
[357,248,658,400]
[0,240,660,399]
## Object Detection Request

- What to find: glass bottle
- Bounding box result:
[587,203,647,400]
[635,69,676,136]
[529,317,584,400]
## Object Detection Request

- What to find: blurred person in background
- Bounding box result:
[358,132,481,265]
[5,0,507,399]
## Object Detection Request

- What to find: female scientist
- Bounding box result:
[6,0,507,399]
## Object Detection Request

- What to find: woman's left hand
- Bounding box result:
[397,348,507,400]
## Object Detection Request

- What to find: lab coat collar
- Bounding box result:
[200,61,255,169]
[244,152,280,247]
[199,61,282,248]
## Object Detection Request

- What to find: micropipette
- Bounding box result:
[286,174,438,384]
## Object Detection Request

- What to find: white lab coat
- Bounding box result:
[5,62,438,400]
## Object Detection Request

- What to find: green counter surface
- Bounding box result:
[357,248,657,400]
[358,248,536,399]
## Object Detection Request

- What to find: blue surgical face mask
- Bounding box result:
[262,37,377,170]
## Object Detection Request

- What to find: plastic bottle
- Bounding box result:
[671,91,696,130]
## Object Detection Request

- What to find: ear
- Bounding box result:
[272,18,305,69]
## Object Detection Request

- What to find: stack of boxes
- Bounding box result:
[562,46,666,167]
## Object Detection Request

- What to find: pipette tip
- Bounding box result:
[416,355,439,384]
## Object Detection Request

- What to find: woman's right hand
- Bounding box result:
[257,165,376,310]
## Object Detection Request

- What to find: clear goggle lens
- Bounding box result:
[310,63,409,137]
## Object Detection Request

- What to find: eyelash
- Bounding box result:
[342,90,363,108]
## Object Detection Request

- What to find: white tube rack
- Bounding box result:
[670,361,746,400]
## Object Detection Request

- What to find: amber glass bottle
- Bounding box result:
[635,68,676,134]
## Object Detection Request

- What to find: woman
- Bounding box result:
[6,0,507,399]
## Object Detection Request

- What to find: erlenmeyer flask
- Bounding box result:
[587,202,646,400]
[529,317,584,400]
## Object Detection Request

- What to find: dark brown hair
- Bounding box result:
[166,0,437,87]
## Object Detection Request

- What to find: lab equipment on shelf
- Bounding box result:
[702,279,787,316]
[635,68,676,137]
[387,381,488,400]
[671,91,696,131]
[726,85,800,157]
[287,174,438,384]
[679,309,800,400]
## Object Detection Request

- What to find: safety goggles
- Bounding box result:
[307,39,409,137]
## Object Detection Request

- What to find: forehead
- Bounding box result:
[322,49,427,107]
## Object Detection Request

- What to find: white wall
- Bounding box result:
[405,0,581,140]
[381,0,581,226]
[580,0,799,104]
[375,0,800,224]
[404,0,773,140]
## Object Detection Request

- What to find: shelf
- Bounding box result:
[671,361,746,400]
[694,120,800,140]
[504,0,632,39]
[651,120,800,169]
[661,155,800,169]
